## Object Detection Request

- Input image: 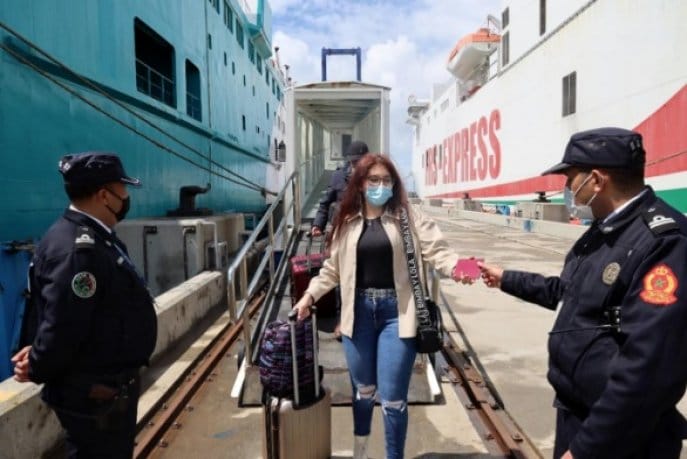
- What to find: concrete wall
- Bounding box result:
[0,270,225,459]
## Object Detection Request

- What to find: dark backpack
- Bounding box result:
[259,318,316,400]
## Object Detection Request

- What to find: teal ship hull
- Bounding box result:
[0,0,283,378]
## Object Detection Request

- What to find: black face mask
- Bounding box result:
[104,187,131,222]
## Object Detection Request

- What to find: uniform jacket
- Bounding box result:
[305,206,457,338]
[28,210,157,389]
[501,187,687,458]
[312,163,352,230]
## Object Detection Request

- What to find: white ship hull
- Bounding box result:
[411,0,687,211]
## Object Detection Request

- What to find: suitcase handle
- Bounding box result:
[287,306,320,407]
[305,233,327,272]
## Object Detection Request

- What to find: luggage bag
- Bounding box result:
[289,234,337,317]
[263,307,331,459]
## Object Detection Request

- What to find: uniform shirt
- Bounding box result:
[500,187,687,457]
[28,209,157,386]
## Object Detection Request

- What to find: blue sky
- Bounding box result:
[270,0,501,188]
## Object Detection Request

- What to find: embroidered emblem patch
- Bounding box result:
[71,272,97,298]
[640,264,678,306]
[602,262,621,285]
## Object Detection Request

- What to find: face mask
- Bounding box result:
[365,184,393,207]
[564,173,597,220]
[104,187,131,222]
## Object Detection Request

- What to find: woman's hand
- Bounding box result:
[478,261,504,288]
[293,293,314,321]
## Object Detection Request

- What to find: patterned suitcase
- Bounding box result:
[263,308,331,459]
[289,234,337,317]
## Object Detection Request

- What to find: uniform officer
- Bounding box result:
[11,152,158,458]
[311,140,369,236]
[480,128,687,458]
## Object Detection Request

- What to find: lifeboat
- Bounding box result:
[446,28,500,81]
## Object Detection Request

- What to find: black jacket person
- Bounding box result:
[12,152,157,458]
[480,128,687,459]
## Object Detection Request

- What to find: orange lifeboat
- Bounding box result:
[446,28,500,80]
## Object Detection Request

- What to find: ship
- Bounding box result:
[0,0,289,378]
[408,0,687,212]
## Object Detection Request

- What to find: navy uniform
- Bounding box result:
[25,153,157,458]
[312,140,369,231]
[500,129,687,458]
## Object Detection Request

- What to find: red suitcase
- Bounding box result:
[263,308,331,459]
[289,235,337,317]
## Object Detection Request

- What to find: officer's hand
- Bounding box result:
[11,346,32,383]
[293,294,314,321]
[311,226,323,237]
[561,450,573,459]
[479,262,503,289]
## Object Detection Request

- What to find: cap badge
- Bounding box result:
[71,271,97,298]
[602,262,621,285]
[640,264,678,306]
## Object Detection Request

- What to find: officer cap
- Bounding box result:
[541,127,645,175]
[58,152,141,187]
[344,141,369,160]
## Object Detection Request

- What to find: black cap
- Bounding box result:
[58,152,141,187]
[541,127,645,175]
[344,141,369,159]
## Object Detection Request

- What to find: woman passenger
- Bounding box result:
[294,153,467,459]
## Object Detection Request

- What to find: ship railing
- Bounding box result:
[186,92,202,121]
[135,59,175,107]
[226,167,303,371]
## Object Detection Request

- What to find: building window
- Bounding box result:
[562,71,577,116]
[242,115,246,131]
[539,0,546,35]
[209,0,219,14]
[256,53,262,74]
[502,7,509,28]
[502,31,510,66]
[223,1,233,31]
[134,18,176,108]
[236,20,244,48]
[185,60,202,121]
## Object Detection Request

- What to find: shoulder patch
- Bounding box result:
[71,271,97,298]
[640,264,678,306]
[642,206,680,235]
[75,226,96,249]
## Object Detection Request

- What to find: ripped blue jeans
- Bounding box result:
[342,288,417,459]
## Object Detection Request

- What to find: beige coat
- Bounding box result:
[305,206,458,338]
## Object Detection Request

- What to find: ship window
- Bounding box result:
[257,53,263,74]
[248,42,255,64]
[562,71,577,116]
[266,70,270,85]
[243,75,246,86]
[502,31,510,66]
[223,1,233,32]
[232,62,236,75]
[207,34,212,50]
[502,8,509,28]
[242,115,246,131]
[209,0,219,14]
[224,52,227,66]
[266,102,270,119]
[236,20,244,48]
[134,18,176,108]
[253,86,256,97]
[185,60,202,121]
[539,0,546,35]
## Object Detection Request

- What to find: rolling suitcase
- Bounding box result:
[263,308,331,459]
[289,234,337,317]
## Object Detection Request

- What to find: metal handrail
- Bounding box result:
[226,168,302,366]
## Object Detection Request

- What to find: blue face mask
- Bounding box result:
[365,185,393,207]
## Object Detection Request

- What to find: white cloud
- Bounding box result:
[271,0,501,184]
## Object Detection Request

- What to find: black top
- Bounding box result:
[356,217,394,289]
